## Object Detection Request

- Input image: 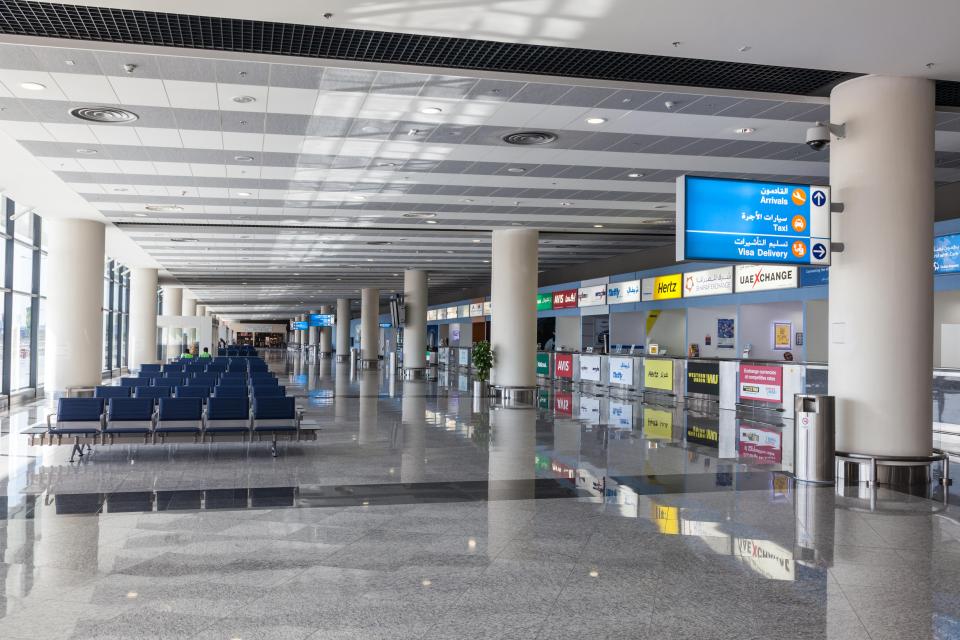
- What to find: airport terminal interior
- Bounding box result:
[1,1,960,638]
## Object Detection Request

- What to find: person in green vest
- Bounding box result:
[181,349,194,360]
[198,347,212,359]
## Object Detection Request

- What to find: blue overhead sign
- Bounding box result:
[309,313,334,327]
[800,267,829,287]
[291,321,308,330]
[935,234,960,274]
[676,176,831,266]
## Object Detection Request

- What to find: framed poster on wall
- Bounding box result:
[717,318,735,349]
[773,322,792,350]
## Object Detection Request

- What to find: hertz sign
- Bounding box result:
[642,274,682,301]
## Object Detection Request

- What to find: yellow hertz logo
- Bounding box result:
[653,274,682,300]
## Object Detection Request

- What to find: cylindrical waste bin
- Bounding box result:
[794,394,836,484]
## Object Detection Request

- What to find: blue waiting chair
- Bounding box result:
[206,363,227,373]
[48,398,104,462]
[212,386,248,398]
[251,385,285,398]
[252,397,300,457]
[218,377,248,386]
[163,364,184,373]
[250,377,279,387]
[154,378,185,388]
[95,385,131,399]
[155,398,203,439]
[204,397,250,435]
[184,363,206,373]
[140,364,162,373]
[104,398,155,437]
[133,386,171,401]
[174,385,210,400]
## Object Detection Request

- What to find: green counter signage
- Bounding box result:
[536,352,550,376]
[536,293,553,311]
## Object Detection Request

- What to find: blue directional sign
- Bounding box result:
[308,313,334,327]
[934,233,960,274]
[676,176,831,266]
[291,321,308,330]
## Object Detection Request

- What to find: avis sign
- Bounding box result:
[554,353,574,379]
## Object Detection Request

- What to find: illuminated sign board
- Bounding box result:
[607,279,641,304]
[734,264,798,292]
[641,274,682,301]
[291,321,308,330]
[536,293,553,311]
[308,313,334,327]
[469,303,483,317]
[427,309,437,321]
[682,267,734,298]
[677,175,831,266]
[446,306,458,319]
[935,233,960,274]
[552,289,579,309]
[577,284,607,307]
[483,301,492,315]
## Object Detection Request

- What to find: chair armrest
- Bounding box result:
[46,413,55,430]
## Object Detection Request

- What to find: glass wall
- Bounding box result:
[102,260,130,374]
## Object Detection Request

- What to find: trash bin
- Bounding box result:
[794,394,836,484]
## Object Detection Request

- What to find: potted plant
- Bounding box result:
[471,340,493,397]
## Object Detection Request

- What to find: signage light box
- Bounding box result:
[677,176,831,266]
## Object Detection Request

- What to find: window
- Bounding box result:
[12,243,31,293]
[11,294,30,391]
[37,298,45,387]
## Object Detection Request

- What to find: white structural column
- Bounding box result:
[319,304,333,356]
[336,298,351,361]
[829,75,935,457]
[360,288,380,366]
[490,229,538,392]
[182,294,197,350]
[196,304,205,316]
[45,219,105,397]
[161,286,183,360]
[308,309,319,349]
[402,270,428,374]
[128,267,158,369]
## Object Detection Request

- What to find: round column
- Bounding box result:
[161,286,183,360]
[403,270,428,375]
[336,298,351,361]
[308,309,319,350]
[45,219,105,398]
[319,305,333,357]
[401,379,427,483]
[829,75,934,458]
[360,288,380,367]
[182,294,197,352]
[128,267,158,370]
[490,229,538,399]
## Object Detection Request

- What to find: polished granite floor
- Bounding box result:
[0,351,958,639]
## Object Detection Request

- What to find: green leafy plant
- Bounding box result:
[472,340,494,382]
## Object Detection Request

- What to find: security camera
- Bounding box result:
[805,121,846,151]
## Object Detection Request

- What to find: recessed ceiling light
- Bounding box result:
[560,202,572,206]
[735,127,756,134]
[20,82,46,91]
[133,213,148,217]
[236,191,251,197]
[585,117,607,125]
[376,162,397,167]
[402,212,436,219]
[482,259,490,263]
[425,220,438,224]
[232,95,256,104]
[64,60,75,66]
[76,148,98,155]
[145,205,183,212]
[353,195,366,200]
[420,107,443,114]
[113,187,128,192]
[234,155,254,162]
[472,239,481,243]
[627,172,644,178]
[593,224,604,228]
[170,238,199,243]
[506,167,525,173]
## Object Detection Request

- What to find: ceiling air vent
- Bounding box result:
[502,131,558,146]
[69,106,139,123]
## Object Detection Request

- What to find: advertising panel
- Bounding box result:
[554,353,574,379]
[458,349,469,366]
[934,233,960,274]
[686,416,720,447]
[579,396,601,424]
[686,361,720,396]
[677,175,831,266]
[607,279,641,304]
[483,300,492,315]
[800,267,829,287]
[608,356,635,385]
[552,289,579,309]
[644,358,674,391]
[608,401,633,429]
[738,425,783,464]
[469,303,483,317]
[436,308,446,320]
[739,364,783,403]
[643,407,673,440]
[427,309,437,321]
[536,293,553,311]
[536,352,550,376]
[641,273,682,301]
[446,306,458,319]
[458,304,470,318]
[579,354,602,382]
[577,284,607,307]
[554,391,573,415]
[450,325,461,342]
[682,267,734,298]
[734,265,798,292]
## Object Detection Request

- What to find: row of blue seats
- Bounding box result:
[122,374,279,387]
[218,347,258,357]
[96,385,287,399]
[50,396,299,438]
[141,361,268,374]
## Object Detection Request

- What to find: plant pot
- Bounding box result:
[473,380,487,397]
